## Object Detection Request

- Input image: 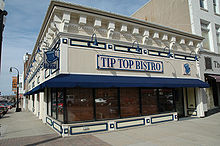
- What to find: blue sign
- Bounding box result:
[97,55,163,73]
[44,50,59,69]
[184,63,191,75]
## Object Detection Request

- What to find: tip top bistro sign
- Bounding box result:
[97,55,163,73]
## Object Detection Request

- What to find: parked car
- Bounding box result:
[0,103,12,110]
[0,107,5,118]
[0,104,8,115]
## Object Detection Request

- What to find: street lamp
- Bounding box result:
[9,67,21,112]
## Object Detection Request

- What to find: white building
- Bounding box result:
[132,0,220,116]
[0,0,5,11]
[24,0,208,136]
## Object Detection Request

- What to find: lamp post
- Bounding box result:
[10,67,21,112]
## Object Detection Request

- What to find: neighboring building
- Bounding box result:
[132,0,220,115]
[0,0,5,10]
[22,53,31,109]
[24,1,208,136]
[0,0,7,71]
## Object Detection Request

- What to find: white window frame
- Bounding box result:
[201,21,210,50]
[200,0,207,10]
[216,26,220,53]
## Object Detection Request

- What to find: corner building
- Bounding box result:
[24,1,209,136]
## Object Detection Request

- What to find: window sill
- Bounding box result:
[200,7,208,12]
[215,13,220,17]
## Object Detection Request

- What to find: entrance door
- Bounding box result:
[175,88,185,117]
[185,88,197,116]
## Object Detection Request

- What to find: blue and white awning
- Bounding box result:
[24,74,209,95]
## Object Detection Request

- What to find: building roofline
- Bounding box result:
[27,0,204,72]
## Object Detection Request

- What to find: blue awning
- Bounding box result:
[24,74,209,95]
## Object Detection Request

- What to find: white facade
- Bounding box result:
[188,0,220,112]
[188,0,220,53]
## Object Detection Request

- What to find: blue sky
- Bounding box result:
[0,0,148,95]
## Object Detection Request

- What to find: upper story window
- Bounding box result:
[200,0,206,9]
[213,0,217,13]
[201,21,210,50]
[216,25,220,53]
[213,0,220,14]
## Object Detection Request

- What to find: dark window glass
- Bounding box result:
[205,57,212,69]
[120,88,140,118]
[66,88,94,122]
[158,89,175,113]
[141,88,158,115]
[51,89,57,119]
[47,89,51,116]
[95,88,119,120]
[200,0,204,8]
[57,89,64,122]
[33,95,35,108]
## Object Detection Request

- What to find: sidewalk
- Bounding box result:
[0,109,110,146]
[0,108,56,139]
[1,108,220,145]
[94,112,220,146]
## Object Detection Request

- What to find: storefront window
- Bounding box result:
[95,88,119,120]
[120,88,140,118]
[158,89,175,113]
[141,88,158,115]
[57,89,64,122]
[51,89,57,119]
[66,88,94,122]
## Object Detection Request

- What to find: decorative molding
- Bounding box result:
[153,32,159,39]
[162,34,168,41]
[108,22,115,30]
[121,24,127,32]
[180,39,185,45]
[79,15,87,25]
[170,36,176,43]
[188,40,194,47]
[94,18,101,28]
[132,27,139,35]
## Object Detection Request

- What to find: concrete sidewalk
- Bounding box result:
[94,113,220,146]
[1,108,220,145]
[0,108,56,139]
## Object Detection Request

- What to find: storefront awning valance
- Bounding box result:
[207,75,220,82]
[24,74,209,96]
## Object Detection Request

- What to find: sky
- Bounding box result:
[0,0,149,96]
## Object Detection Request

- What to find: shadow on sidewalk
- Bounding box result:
[25,135,62,146]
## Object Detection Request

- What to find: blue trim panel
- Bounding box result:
[46,117,53,126]
[53,121,63,135]
[114,44,142,54]
[70,123,108,135]
[151,114,174,124]
[116,118,145,129]
[45,69,50,79]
